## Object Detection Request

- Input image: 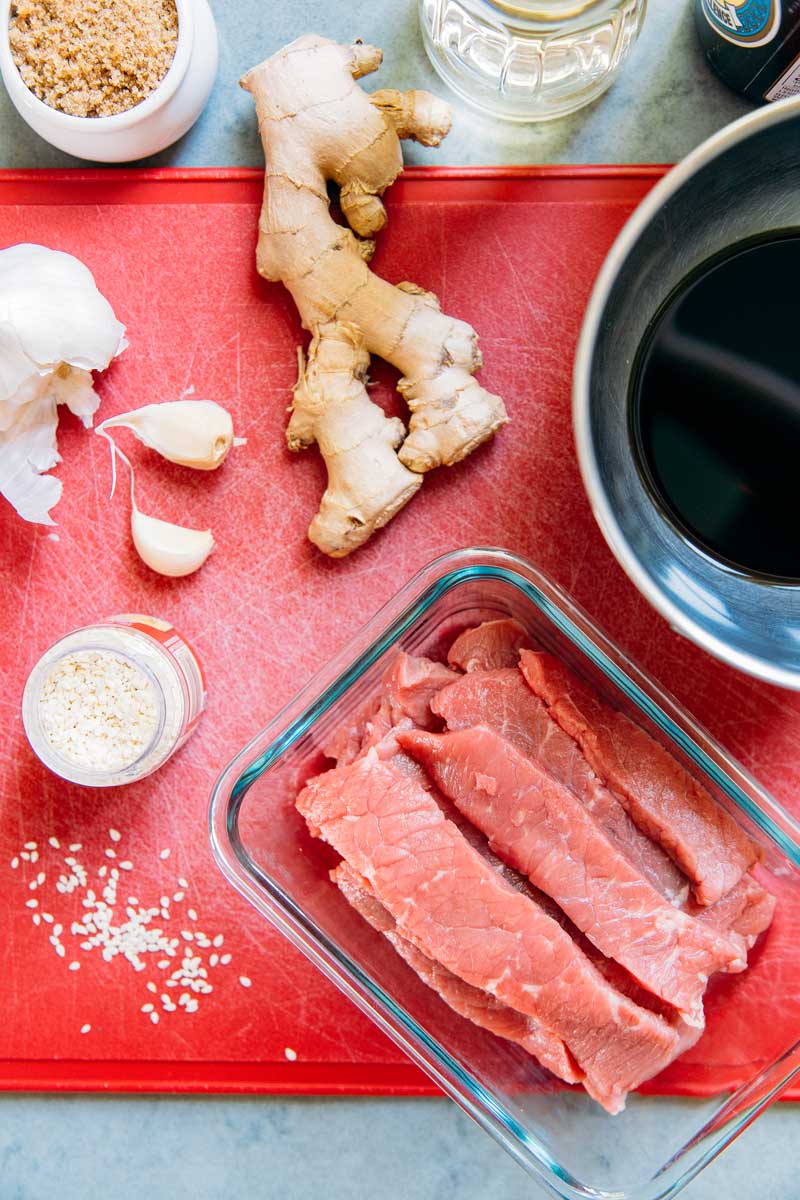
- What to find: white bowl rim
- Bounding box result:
[572,96,800,691]
[0,0,192,131]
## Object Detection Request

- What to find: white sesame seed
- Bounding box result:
[187,908,197,922]
[212,934,224,948]
[157,959,170,969]
[160,897,170,909]
[80,1024,91,1034]
[69,843,82,852]
[53,923,62,936]
[146,982,157,994]
[104,849,116,859]
[108,829,121,842]
[28,880,37,891]
[32,914,41,926]
[119,861,133,871]
[141,1003,154,1013]
[220,954,231,965]
[48,837,60,849]
[36,871,45,885]
[150,1011,159,1025]
[25,899,38,909]
[10,857,19,869]
[20,852,30,862]
[209,954,219,967]
[42,912,53,923]
[181,931,193,942]
[69,962,80,971]
[98,865,107,878]
[172,891,184,903]
[239,976,252,988]
[284,1047,297,1061]
[56,945,65,958]
[24,842,36,851]
[178,877,188,889]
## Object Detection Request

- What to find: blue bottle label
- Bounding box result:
[700,0,782,45]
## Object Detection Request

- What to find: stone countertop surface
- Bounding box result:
[0,1,794,1198]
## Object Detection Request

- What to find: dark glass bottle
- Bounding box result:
[695,0,800,102]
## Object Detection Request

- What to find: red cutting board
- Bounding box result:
[1,166,799,1099]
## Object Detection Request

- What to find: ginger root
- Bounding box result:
[241,34,508,556]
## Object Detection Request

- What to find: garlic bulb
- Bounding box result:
[97,400,245,470]
[0,244,126,524]
[131,509,215,578]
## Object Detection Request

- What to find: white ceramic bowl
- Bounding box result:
[0,0,218,162]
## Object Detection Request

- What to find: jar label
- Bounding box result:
[765,46,800,95]
[700,0,782,45]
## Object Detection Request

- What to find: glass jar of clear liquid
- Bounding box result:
[418,0,647,122]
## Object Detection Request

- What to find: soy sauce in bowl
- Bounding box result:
[631,232,800,582]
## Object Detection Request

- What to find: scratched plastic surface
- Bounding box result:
[1,167,799,1097]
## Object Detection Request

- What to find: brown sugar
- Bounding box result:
[9,0,179,118]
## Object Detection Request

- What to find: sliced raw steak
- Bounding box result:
[399,726,743,1024]
[296,748,679,1113]
[519,651,761,906]
[447,619,532,672]
[432,667,687,905]
[331,861,583,1084]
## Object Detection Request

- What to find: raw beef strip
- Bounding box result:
[432,668,687,905]
[331,861,583,1084]
[400,727,743,1024]
[690,873,775,957]
[519,651,761,906]
[381,653,459,729]
[322,654,456,764]
[296,748,680,1114]
[447,619,532,672]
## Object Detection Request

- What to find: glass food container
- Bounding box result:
[418,0,647,121]
[210,548,800,1200]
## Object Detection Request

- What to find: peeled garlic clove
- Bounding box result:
[99,400,243,470]
[131,508,215,577]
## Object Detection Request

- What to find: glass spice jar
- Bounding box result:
[418,0,647,122]
[22,614,206,788]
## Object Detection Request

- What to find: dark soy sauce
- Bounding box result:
[631,232,800,581]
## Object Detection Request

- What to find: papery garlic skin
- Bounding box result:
[0,245,126,525]
[131,508,215,578]
[98,400,243,470]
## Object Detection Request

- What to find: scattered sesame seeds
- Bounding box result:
[9,836,244,1033]
[284,1047,297,1061]
[239,976,252,989]
[80,1024,91,1034]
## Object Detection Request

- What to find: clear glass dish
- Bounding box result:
[210,548,800,1200]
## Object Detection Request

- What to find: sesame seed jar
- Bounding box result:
[22,615,206,788]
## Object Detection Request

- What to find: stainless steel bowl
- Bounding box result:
[574,98,800,691]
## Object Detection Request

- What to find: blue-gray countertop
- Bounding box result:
[0,2,794,1198]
